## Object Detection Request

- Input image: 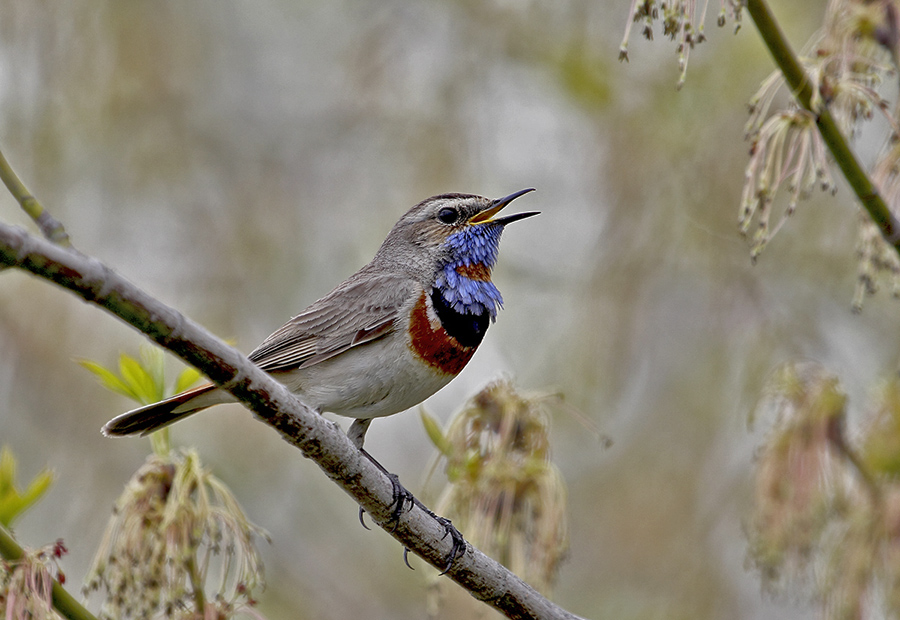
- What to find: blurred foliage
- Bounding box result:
[0,447,53,529]
[862,376,900,477]
[557,43,613,111]
[624,0,900,310]
[80,348,200,456]
[79,348,200,408]
[620,0,744,88]
[84,450,269,620]
[749,362,900,620]
[422,380,567,618]
[0,536,72,620]
[739,0,900,307]
[78,349,267,619]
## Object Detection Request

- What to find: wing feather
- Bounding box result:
[248,272,416,372]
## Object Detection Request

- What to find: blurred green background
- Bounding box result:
[1,1,892,618]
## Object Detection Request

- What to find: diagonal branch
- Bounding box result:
[746,0,900,251]
[0,222,585,620]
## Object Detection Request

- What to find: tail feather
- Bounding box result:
[102,383,233,436]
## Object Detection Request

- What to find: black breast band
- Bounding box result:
[429,288,490,348]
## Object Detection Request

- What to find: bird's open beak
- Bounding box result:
[469,188,539,225]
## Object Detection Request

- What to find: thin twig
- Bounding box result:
[0,147,70,246]
[746,0,900,251]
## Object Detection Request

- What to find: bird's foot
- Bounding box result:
[400,514,465,572]
[357,448,414,531]
[434,514,466,574]
[355,447,464,571]
[385,471,415,526]
[406,497,466,573]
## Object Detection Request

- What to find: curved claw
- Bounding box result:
[403,547,415,570]
[358,506,371,530]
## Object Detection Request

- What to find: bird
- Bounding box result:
[104,188,538,452]
[103,189,537,569]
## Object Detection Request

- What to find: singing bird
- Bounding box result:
[103,189,538,452]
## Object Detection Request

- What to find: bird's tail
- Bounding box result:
[102,383,235,436]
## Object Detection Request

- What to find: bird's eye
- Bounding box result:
[437,207,459,225]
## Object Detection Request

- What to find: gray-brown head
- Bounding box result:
[370,189,539,294]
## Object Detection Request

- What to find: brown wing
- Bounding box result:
[247,271,416,372]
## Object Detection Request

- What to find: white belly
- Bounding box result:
[273,332,455,420]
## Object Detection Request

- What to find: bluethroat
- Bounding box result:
[103,189,538,450]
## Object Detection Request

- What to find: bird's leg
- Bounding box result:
[360,448,415,524]
[349,419,374,529]
[346,418,372,451]
[348,418,466,572]
[348,419,414,526]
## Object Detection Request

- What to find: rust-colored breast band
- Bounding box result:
[454,262,492,281]
[408,291,476,375]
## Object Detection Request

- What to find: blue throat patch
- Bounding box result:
[433,223,505,320]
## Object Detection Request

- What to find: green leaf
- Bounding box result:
[420,409,452,456]
[141,347,167,399]
[18,470,53,512]
[174,366,202,394]
[82,347,202,413]
[0,447,15,496]
[78,359,140,400]
[0,446,53,527]
[119,352,160,404]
